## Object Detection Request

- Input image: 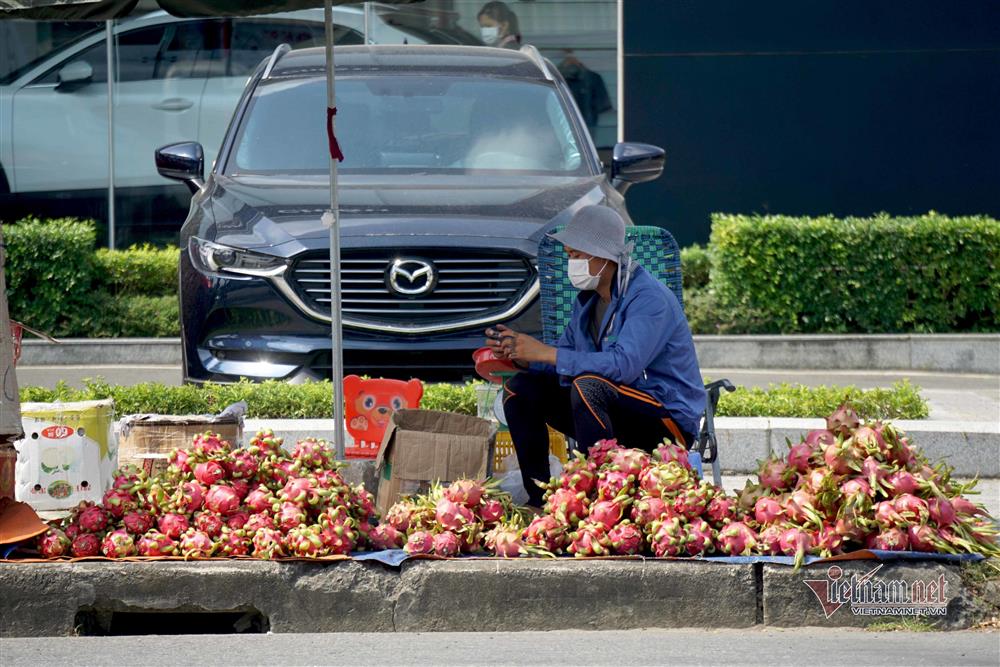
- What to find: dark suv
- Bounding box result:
[159,45,664,383]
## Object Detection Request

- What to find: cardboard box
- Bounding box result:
[375,409,495,515]
[117,414,242,476]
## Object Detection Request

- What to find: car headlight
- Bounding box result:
[189,237,287,278]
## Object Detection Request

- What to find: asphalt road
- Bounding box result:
[2,629,998,666]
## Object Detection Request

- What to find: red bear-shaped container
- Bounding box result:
[343,375,423,459]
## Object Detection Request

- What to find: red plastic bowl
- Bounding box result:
[472,347,517,384]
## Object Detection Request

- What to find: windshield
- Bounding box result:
[228,76,588,176]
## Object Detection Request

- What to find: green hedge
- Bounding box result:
[20,378,928,421]
[708,212,1000,334]
[4,218,180,337]
[680,244,711,291]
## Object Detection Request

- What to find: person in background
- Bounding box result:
[477,1,521,50]
[484,206,706,508]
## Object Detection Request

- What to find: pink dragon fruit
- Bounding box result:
[101,488,138,519]
[351,485,378,522]
[860,456,889,489]
[596,469,635,500]
[555,453,597,494]
[252,527,287,559]
[168,448,193,474]
[276,501,307,532]
[479,498,505,525]
[404,530,436,555]
[840,477,872,501]
[873,500,904,528]
[225,510,250,531]
[369,524,406,550]
[215,529,252,557]
[804,429,837,448]
[435,498,476,531]
[243,513,276,534]
[589,497,629,531]
[37,528,71,558]
[757,524,784,555]
[286,525,328,558]
[951,496,988,517]
[759,457,792,492]
[194,460,227,486]
[653,440,691,469]
[71,532,102,558]
[101,529,137,558]
[782,490,823,526]
[443,479,486,507]
[638,462,691,497]
[179,530,216,558]
[224,449,259,480]
[631,496,672,527]
[802,467,838,496]
[907,524,939,552]
[122,510,155,536]
[883,470,920,497]
[136,530,177,557]
[672,482,715,520]
[736,481,767,513]
[608,521,644,555]
[754,496,784,525]
[605,448,650,478]
[684,518,715,556]
[786,441,816,474]
[566,521,611,557]
[588,438,623,466]
[523,515,568,552]
[174,481,207,514]
[834,511,869,543]
[648,516,687,557]
[205,485,241,516]
[852,425,886,455]
[815,523,844,556]
[866,527,909,551]
[260,457,295,487]
[291,438,334,469]
[927,496,956,526]
[822,442,857,476]
[893,493,929,523]
[544,488,589,525]
[705,494,737,528]
[248,429,284,457]
[157,513,190,539]
[318,522,357,556]
[79,505,110,533]
[778,527,815,566]
[111,465,145,491]
[229,479,251,501]
[826,404,860,437]
[64,522,81,541]
[192,431,229,456]
[486,523,526,558]
[245,485,275,513]
[194,511,225,538]
[716,522,758,556]
[279,477,326,506]
[432,531,463,557]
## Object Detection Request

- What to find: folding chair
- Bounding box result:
[537,224,735,486]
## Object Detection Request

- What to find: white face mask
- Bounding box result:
[568,258,607,291]
[480,25,500,44]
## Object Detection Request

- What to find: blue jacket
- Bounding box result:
[539,264,706,438]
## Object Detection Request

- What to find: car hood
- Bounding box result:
[203,174,607,255]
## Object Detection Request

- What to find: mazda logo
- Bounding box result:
[387,258,436,296]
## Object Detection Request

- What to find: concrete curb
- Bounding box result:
[20,334,1000,373]
[0,559,985,636]
[245,418,1000,478]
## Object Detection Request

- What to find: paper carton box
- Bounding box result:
[374,409,495,515]
[117,414,242,476]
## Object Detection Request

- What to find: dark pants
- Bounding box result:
[503,372,695,506]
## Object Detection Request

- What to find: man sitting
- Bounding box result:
[485,206,706,507]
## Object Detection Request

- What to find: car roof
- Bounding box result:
[267,45,552,81]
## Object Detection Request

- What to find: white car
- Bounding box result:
[0,5,479,196]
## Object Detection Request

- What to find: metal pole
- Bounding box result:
[363,2,372,44]
[324,0,346,459]
[105,20,115,249]
[616,0,624,143]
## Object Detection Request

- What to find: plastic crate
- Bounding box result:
[493,427,568,473]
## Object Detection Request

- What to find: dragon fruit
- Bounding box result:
[589,497,628,531]
[631,496,671,527]
[435,498,476,531]
[224,449,259,480]
[404,531,435,555]
[653,440,691,469]
[136,531,177,557]
[883,470,920,497]
[867,527,909,551]
[486,523,526,558]
[907,524,939,552]
[826,403,860,437]
[122,510,155,536]
[648,515,687,557]
[244,513,276,534]
[587,438,623,467]
[230,479,251,501]
[157,513,190,540]
[822,442,856,476]
[168,448,193,474]
[758,458,792,492]
[782,490,823,526]
[815,523,844,556]
[64,523,81,541]
[778,527,814,561]
[111,465,145,491]
[102,488,138,519]
[840,477,873,502]
[927,496,956,526]
[716,522,758,556]
[873,500,905,528]
[804,429,837,449]
[754,496,784,525]
[544,488,589,525]
[852,425,886,455]
[608,521,644,555]
[860,456,889,489]
[351,485,378,522]
[225,510,250,531]
[951,496,988,517]
[672,482,715,520]
[101,529,137,558]
[248,429,284,457]
[443,479,486,507]
[318,521,357,556]
[37,528,71,558]
[194,511,225,538]
[684,518,715,556]
[291,438,334,469]
[193,431,229,456]
[279,477,326,506]
[556,453,597,495]
[286,525,328,557]
[523,515,568,552]
[566,521,611,557]
[432,531,463,557]
[605,448,650,478]
[205,485,241,516]
[276,501,307,532]
[174,481,207,514]
[215,529,252,557]
[245,485,275,513]
[71,532,102,558]
[78,505,110,533]
[893,493,929,523]
[786,441,816,474]
[705,494,737,528]
[479,498,505,525]
[596,469,635,500]
[179,530,216,558]
[252,528,286,559]
[369,524,406,550]
[639,462,691,497]
[757,524,784,555]
[194,460,227,486]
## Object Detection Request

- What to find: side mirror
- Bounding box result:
[55,60,93,91]
[610,142,665,193]
[156,142,204,194]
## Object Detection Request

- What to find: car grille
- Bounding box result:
[288,249,536,327]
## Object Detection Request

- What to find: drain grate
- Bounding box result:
[75,609,269,636]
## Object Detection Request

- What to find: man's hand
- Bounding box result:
[484,325,511,360]
[493,324,557,365]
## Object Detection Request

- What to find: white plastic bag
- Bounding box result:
[496,454,564,506]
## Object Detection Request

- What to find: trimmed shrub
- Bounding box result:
[708,212,1000,333]
[71,294,180,338]
[680,243,711,291]
[94,244,178,296]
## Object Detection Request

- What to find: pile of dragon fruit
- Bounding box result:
[34,430,378,559]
